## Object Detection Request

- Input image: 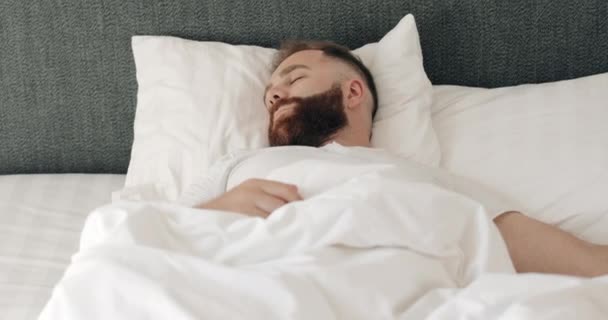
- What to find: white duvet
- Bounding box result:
[39,155,608,319]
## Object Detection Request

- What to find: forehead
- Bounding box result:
[272,50,328,78]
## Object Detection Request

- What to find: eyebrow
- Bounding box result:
[263,64,311,101]
[278,64,311,77]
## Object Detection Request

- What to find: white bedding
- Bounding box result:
[0,174,125,320]
[38,152,608,319]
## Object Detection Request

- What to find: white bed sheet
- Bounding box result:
[0,174,125,320]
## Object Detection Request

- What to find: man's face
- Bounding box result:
[264,50,349,147]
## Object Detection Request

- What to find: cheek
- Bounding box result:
[293,82,326,97]
[290,84,310,97]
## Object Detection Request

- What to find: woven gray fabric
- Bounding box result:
[1,0,607,174]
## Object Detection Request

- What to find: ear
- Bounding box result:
[344,79,365,110]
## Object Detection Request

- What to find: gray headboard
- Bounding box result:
[2,0,607,174]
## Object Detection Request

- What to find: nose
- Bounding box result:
[267,87,287,108]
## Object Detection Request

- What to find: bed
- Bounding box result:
[1,1,607,319]
[0,174,125,319]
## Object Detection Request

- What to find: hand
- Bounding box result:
[196,178,302,218]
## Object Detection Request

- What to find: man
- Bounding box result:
[182,40,608,277]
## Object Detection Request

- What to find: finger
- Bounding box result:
[257,180,302,202]
[255,193,287,213]
[246,205,271,218]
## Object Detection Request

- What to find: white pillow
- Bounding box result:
[431,73,608,244]
[119,14,438,201]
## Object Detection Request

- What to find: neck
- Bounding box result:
[326,126,371,147]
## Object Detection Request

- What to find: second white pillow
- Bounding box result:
[432,73,608,244]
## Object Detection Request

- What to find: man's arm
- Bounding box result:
[197,178,302,218]
[495,211,608,277]
[439,171,608,277]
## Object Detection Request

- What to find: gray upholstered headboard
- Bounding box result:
[2,0,607,174]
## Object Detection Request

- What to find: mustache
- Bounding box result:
[269,87,343,117]
[270,96,305,116]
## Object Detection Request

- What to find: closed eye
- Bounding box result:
[290,76,304,85]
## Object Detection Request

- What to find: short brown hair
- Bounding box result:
[272,40,378,119]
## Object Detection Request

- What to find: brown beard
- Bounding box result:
[268,84,348,147]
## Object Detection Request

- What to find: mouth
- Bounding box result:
[273,104,296,121]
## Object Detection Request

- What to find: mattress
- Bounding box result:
[0,174,125,320]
